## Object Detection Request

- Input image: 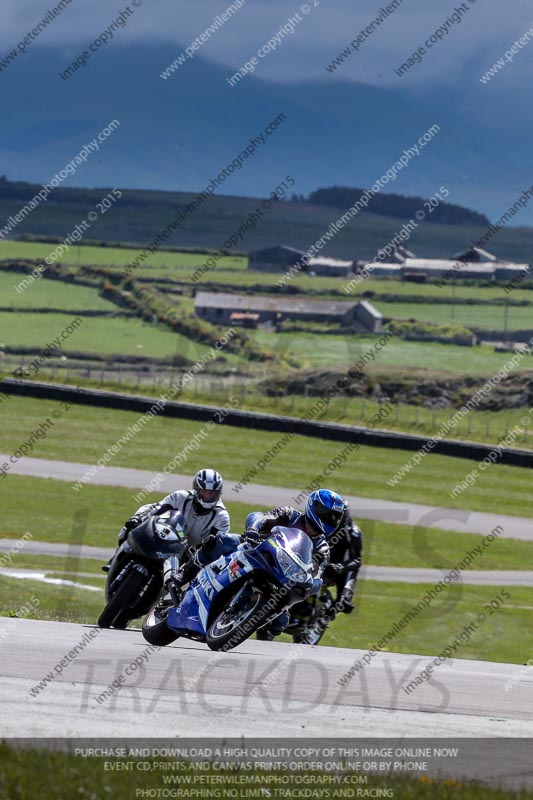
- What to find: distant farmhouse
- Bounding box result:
[249,245,355,278]
[248,244,529,284]
[370,246,530,283]
[194,291,383,333]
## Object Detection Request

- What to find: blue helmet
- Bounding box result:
[305,489,345,537]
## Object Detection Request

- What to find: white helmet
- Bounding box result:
[192,468,223,510]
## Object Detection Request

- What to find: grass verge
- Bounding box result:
[9,369,532,448]
[0,397,531,517]
[2,476,533,567]
[0,571,104,625]
[1,568,531,663]
[314,581,533,665]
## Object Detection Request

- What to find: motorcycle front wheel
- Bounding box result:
[97,569,146,629]
[206,583,272,652]
[293,624,326,645]
[142,601,180,646]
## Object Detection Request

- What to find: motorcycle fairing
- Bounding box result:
[166,528,315,641]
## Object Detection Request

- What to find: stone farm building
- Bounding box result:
[194,291,383,333]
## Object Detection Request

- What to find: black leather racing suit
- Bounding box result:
[324,508,363,610]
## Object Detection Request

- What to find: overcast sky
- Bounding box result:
[1,0,532,88]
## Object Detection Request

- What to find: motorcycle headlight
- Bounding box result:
[276,548,308,583]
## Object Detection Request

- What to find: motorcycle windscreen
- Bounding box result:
[129,517,185,560]
[276,528,313,568]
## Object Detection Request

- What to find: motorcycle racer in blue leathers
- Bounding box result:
[244,489,345,639]
[165,490,344,631]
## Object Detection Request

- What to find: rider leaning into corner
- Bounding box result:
[104,468,235,573]
[163,488,362,644]
[244,488,359,640]
[166,489,342,613]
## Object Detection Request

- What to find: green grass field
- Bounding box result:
[0,398,531,517]
[247,329,533,372]
[351,279,533,301]
[0,240,244,271]
[1,552,106,575]
[377,300,533,331]
[0,272,116,311]
[0,310,224,361]
[319,581,532,665]
[4,241,533,303]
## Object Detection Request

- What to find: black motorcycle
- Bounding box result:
[283,560,359,645]
[98,511,186,629]
[283,586,335,645]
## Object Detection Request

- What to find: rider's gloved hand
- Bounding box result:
[200,532,217,552]
[324,563,344,581]
[337,591,355,614]
[124,513,143,530]
[244,528,261,544]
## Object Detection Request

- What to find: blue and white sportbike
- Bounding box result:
[141,526,320,652]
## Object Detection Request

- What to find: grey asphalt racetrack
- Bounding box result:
[2,617,532,744]
[2,617,533,790]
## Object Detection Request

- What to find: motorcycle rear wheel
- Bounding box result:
[142,601,179,646]
[97,569,146,629]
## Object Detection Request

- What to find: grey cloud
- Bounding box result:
[0,0,532,89]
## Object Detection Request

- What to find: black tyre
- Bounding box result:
[142,601,179,646]
[293,624,326,645]
[206,584,272,652]
[97,569,146,629]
